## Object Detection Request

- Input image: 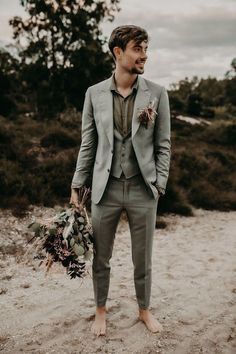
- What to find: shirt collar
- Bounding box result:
[110,73,139,93]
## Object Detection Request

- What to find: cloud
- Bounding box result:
[101,2,236,87]
[147,6,236,49]
[0,0,235,87]
[102,4,236,49]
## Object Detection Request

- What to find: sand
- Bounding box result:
[0,207,235,354]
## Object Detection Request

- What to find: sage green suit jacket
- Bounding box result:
[71,74,171,204]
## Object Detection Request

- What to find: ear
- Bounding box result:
[113,46,122,60]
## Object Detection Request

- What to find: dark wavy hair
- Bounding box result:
[108,25,149,61]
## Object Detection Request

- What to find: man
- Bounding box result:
[70,25,171,336]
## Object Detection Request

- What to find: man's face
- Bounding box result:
[115,39,148,74]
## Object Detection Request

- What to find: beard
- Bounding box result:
[130,66,144,74]
[130,61,145,74]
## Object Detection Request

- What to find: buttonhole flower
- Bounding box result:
[137,98,158,129]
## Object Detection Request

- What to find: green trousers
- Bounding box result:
[91,172,158,309]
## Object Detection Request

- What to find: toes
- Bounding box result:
[152,323,163,333]
[91,321,106,337]
[99,325,106,336]
[96,328,106,337]
[140,318,163,333]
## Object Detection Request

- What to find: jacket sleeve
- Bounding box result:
[71,87,98,188]
[153,86,171,194]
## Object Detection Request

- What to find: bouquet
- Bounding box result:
[25,187,94,279]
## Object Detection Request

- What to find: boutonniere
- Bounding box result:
[137,98,158,129]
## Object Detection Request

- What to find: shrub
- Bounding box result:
[189,180,236,211]
[57,107,82,129]
[41,129,78,150]
[0,126,17,160]
[159,174,193,216]
[1,113,236,215]
[203,122,236,146]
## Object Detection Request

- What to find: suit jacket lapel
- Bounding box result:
[98,76,114,147]
[98,75,151,147]
[132,77,151,139]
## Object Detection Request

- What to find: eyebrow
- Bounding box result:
[133,44,149,49]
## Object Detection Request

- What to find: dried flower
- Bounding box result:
[137,98,158,129]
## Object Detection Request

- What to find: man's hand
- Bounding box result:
[70,188,84,211]
[151,181,165,197]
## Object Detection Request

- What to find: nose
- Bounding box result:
[141,51,148,61]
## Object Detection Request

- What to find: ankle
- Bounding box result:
[139,308,150,314]
[96,306,106,314]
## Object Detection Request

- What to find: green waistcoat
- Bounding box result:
[110,73,141,178]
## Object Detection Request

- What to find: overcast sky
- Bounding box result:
[0,0,235,88]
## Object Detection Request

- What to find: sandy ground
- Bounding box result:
[0,207,235,354]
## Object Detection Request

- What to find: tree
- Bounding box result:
[169,76,202,116]
[9,0,120,117]
[170,76,199,99]
[186,93,202,116]
[225,57,236,79]
[225,58,236,107]
[197,77,225,107]
[0,48,20,117]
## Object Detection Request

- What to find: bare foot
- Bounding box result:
[139,308,163,333]
[91,306,106,337]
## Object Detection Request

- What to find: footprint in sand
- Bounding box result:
[119,284,127,289]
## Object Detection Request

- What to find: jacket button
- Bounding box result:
[111,150,113,154]
[107,169,110,172]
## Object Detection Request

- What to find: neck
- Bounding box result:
[114,68,138,90]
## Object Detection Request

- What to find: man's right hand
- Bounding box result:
[70,188,83,211]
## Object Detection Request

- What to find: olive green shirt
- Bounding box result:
[109,73,139,137]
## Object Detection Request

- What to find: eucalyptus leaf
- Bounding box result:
[73,244,84,256]
[28,222,41,233]
[70,238,75,247]
[84,250,93,261]
[83,232,89,240]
